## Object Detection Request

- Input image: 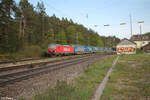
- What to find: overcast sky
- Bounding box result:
[15,0,150,39]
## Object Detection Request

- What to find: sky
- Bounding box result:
[15,0,150,39]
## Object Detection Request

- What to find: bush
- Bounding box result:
[17,45,43,58]
[136,48,143,54]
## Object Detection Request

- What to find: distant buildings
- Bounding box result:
[116,34,150,54]
[141,42,150,52]
[116,38,136,54]
[130,34,150,48]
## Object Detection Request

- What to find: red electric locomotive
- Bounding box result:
[48,44,74,55]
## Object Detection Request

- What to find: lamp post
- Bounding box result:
[138,21,144,48]
[120,23,126,25]
[119,14,133,38]
[93,24,110,47]
[76,32,78,44]
[104,24,110,27]
[104,24,110,47]
[120,22,126,38]
[138,21,144,35]
[130,14,133,37]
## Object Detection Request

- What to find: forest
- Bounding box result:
[0,0,120,57]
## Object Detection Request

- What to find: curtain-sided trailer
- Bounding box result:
[73,46,85,54]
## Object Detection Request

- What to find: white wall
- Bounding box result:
[116,45,136,54]
[134,41,150,48]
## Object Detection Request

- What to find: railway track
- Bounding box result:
[0,57,41,64]
[0,53,92,65]
[0,54,105,87]
[0,54,91,72]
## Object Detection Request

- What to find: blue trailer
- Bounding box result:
[73,45,85,54]
[88,47,93,53]
[97,47,101,52]
[84,46,90,53]
[91,47,95,52]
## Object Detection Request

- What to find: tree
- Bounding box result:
[0,0,18,53]
[56,30,67,44]
[78,32,84,45]
[0,0,117,55]
[66,25,76,44]
[47,28,55,43]
[145,32,150,36]
[36,1,46,43]
[19,0,35,44]
[101,36,120,47]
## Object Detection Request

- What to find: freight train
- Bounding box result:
[48,44,113,55]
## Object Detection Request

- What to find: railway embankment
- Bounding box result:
[19,53,150,100]
[0,54,107,100]
[18,55,116,100]
[0,54,89,68]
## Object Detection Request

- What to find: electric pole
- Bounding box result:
[130,14,133,37]
[76,32,78,44]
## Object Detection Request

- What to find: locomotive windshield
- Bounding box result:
[48,44,56,49]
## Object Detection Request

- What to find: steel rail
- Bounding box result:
[0,55,103,87]
[0,57,41,64]
[0,55,91,72]
[0,56,91,79]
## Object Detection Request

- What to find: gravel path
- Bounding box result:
[91,56,119,100]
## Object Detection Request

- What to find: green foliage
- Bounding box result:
[101,36,120,47]
[56,30,67,44]
[17,45,43,58]
[136,48,143,54]
[0,0,120,57]
[145,32,150,36]
[47,28,55,43]
[77,32,84,45]
[66,25,76,44]
[0,0,18,53]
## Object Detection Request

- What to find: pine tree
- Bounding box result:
[66,25,76,44]
[48,28,55,43]
[56,30,67,44]
[0,0,122,55]
[36,1,46,44]
[0,0,17,52]
[19,0,35,44]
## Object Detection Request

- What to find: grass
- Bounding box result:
[101,53,150,100]
[19,55,116,100]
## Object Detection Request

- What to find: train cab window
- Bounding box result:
[48,44,56,49]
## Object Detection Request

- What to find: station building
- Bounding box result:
[116,38,136,54]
